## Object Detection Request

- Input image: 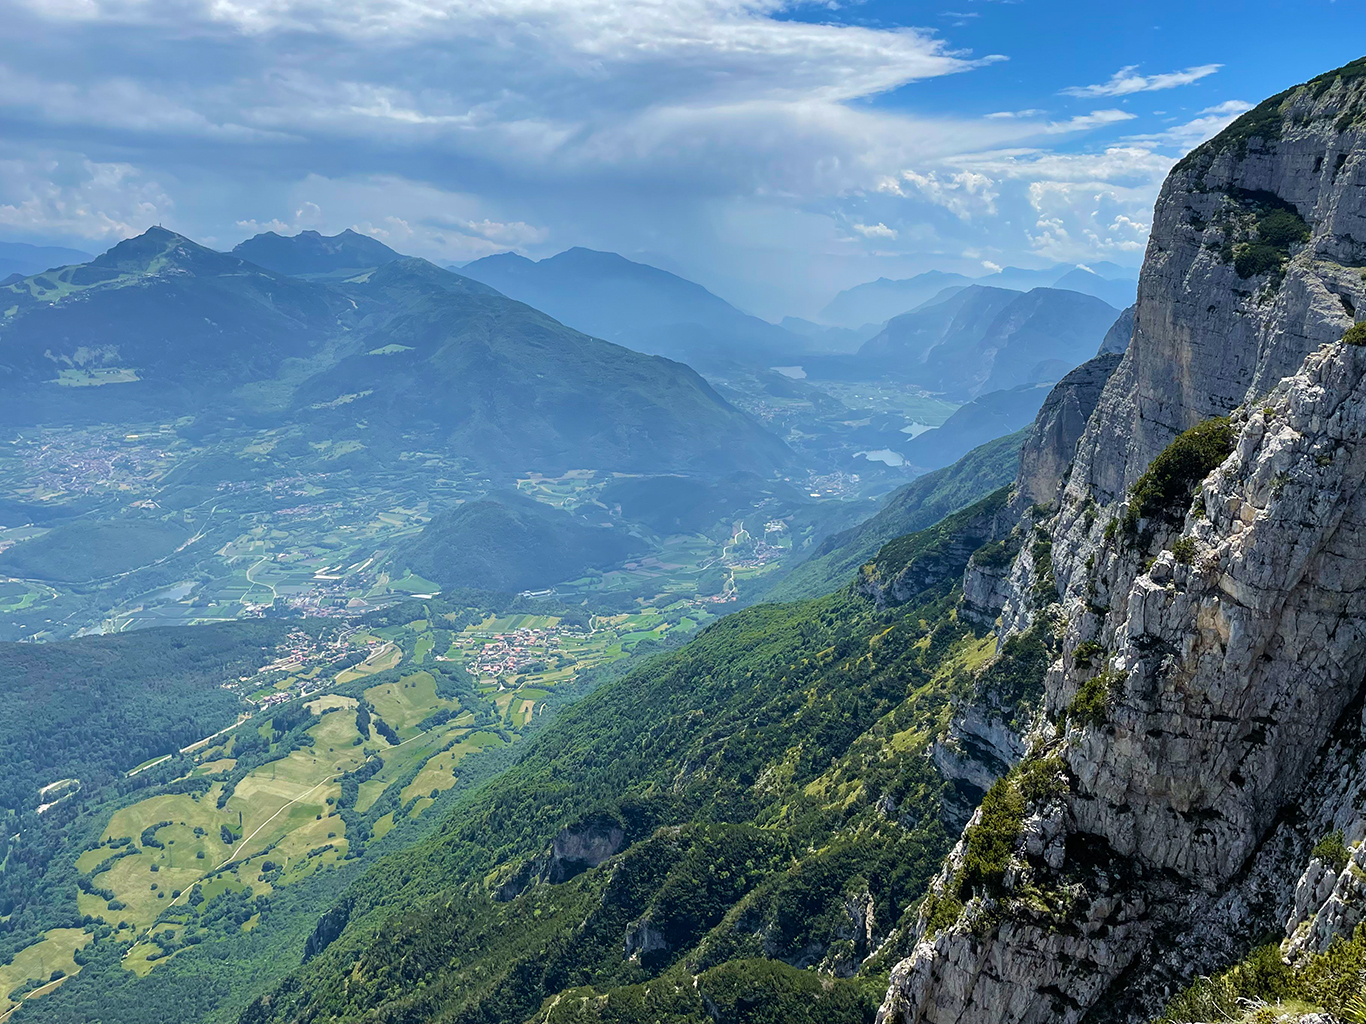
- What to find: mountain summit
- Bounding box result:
[231,228,404,278]
[460,246,810,367]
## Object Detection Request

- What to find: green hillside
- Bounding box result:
[765,429,1025,602]
[0,230,792,479]
[398,492,647,592]
[298,257,794,476]
[0,520,191,584]
[226,488,1045,1024]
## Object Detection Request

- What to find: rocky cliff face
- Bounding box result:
[880,57,1366,1024]
[1012,352,1124,512]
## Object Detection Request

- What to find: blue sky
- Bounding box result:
[0,0,1361,317]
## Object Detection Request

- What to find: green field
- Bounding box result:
[0,590,707,1014]
[0,927,91,1017]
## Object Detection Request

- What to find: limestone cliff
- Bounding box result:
[880,56,1366,1024]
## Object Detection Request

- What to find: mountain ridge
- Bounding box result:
[0,228,794,478]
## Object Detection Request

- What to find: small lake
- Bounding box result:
[151,581,196,602]
[858,449,905,467]
[771,366,806,379]
[901,422,934,438]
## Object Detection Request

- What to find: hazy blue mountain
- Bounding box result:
[778,316,877,353]
[901,382,1054,472]
[398,491,646,592]
[856,286,1117,399]
[0,227,349,423]
[459,247,808,367]
[818,270,978,327]
[0,240,93,280]
[0,228,794,477]
[231,228,404,279]
[1051,267,1138,309]
[858,285,1021,367]
[948,287,1118,397]
[821,262,1137,328]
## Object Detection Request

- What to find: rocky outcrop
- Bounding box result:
[856,489,1012,609]
[493,813,629,898]
[959,546,1018,627]
[1013,352,1123,511]
[1097,305,1134,356]
[624,916,669,961]
[303,899,352,961]
[930,705,1028,828]
[548,816,626,883]
[880,57,1366,1024]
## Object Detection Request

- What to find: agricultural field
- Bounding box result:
[0,593,697,1014]
[0,406,868,643]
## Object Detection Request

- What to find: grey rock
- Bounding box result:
[880,62,1366,1024]
[1097,305,1135,356]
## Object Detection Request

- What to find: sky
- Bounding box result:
[0,0,1362,318]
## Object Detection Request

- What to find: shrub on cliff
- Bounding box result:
[1125,418,1234,530]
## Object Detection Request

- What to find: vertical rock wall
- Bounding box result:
[880,57,1366,1024]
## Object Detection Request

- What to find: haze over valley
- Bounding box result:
[2,5,1366,1024]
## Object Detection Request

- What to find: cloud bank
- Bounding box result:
[0,0,1254,314]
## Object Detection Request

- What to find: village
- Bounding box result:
[443,622,582,680]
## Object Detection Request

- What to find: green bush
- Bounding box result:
[1072,641,1103,668]
[970,540,1015,570]
[921,891,965,936]
[1343,323,1366,346]
[1126,418,1235,529]
[1234,242,1284,279]
[1171,537,1198,565]
[1312,830,1350,871]
[1257,207,1312,248]
[1159,927,1366,1024]
[958,777,1025,898]
[1157,943,1296,1024]
[1017,756,1069,803]
[1066,672,1120,729]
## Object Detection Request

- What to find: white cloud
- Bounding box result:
[0,64,284,141]
[228,174,552,261]
[17,0,995,104]
[1043,109,1137,134]
[1127,100,1254,148]
[852,221,897,239]
[1062,63,1221,98]
[0,156,172,239]
[881,169,999,219]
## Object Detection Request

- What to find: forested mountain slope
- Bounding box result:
[767,430,1025,603]
[237,483,1035,1024]
[0,229,791,478]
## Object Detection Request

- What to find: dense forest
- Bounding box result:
[0,621,299,814]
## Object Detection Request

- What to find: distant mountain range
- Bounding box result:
[0,228,793,478]
[231,228,404,279]
[0,240,94,282]
[845,285,1121,399]
[457,247,814,369]
[820,261,1137,327]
